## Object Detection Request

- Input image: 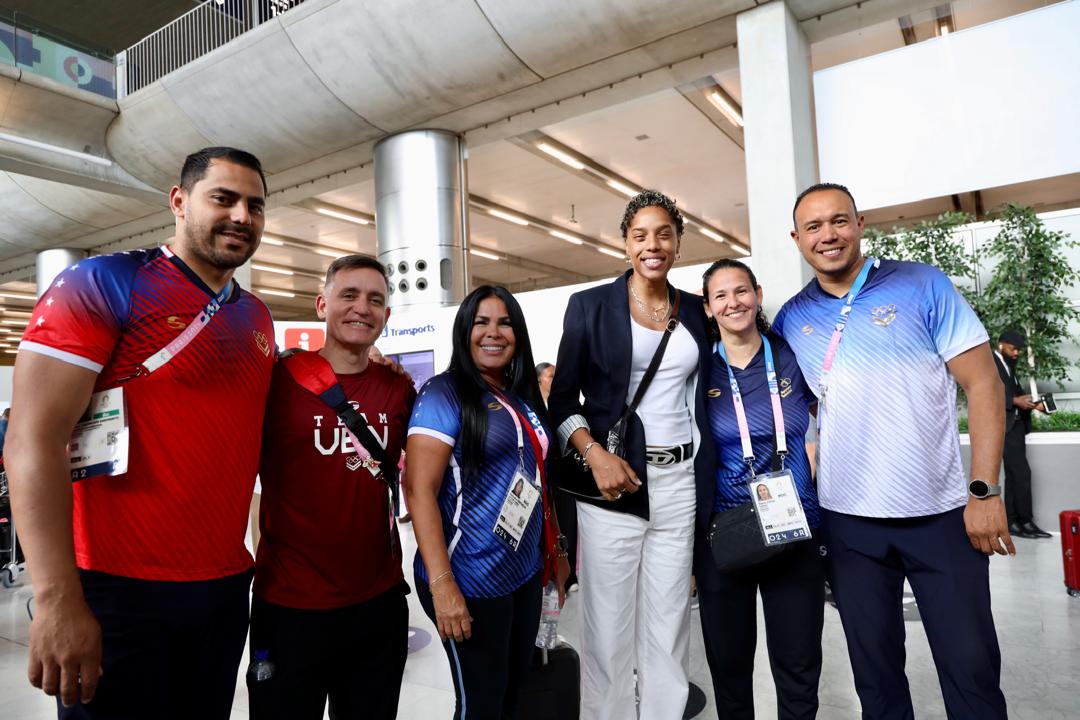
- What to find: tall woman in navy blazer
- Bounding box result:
[548,191,715,720]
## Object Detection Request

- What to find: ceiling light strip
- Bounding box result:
[707,90,744,128]
[315,207,371,225]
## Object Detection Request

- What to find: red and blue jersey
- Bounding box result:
[20,246,275,581]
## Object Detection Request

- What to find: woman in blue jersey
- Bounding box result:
[696,259,825,720]
[406,285,570,720]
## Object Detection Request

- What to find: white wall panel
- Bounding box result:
[814,1,1080,210]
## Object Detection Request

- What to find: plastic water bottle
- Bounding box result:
[247,649,275,683]
[535,582,561,649]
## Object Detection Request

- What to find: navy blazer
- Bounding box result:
[549,270,716,530]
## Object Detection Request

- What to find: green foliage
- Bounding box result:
[1032,410,1080,432]
[863,212,978,306]
[978,204,1080,387]
[959,411,1080,433]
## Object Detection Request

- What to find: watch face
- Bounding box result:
[969,480,989,498]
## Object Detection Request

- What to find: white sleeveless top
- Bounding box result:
[626,320,698,446]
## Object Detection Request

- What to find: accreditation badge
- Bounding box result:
[493,469,540,551]
[749,470,812,546]
[68,387,129,481]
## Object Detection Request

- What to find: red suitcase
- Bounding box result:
[1061,510,1080,598]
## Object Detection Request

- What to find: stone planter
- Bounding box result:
[960,432,1080,530]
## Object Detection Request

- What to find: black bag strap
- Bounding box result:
[281,351,395,483]
[624,288,681,420]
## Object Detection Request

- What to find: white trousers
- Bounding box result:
[577,459,696,720]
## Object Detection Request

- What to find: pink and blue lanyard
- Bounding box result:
[818,257,877,408]
[716,333,786,477]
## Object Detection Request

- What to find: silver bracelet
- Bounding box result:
[581,441,599,468]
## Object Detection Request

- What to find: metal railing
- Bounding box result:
[120,0,307,96]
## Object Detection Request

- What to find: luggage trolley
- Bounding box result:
[0,467,26,588]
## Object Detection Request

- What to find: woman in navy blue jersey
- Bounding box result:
[696,259,825,720]
[406,285,570,720]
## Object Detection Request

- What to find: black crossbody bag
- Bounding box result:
[707,339,795,573]
[554,291,681,502]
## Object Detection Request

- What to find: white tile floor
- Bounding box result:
[2,525,1078,719]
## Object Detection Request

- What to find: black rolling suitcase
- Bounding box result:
[515,642,580,719]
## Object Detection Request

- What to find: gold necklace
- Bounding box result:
[629,280,668,322]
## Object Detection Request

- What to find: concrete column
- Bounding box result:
[374,130,469,310]
[36,248,88,297]
[737,1,818,314]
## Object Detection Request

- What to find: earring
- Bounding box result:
[624,256,631,264]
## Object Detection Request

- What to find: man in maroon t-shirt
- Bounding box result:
[250,255,416,720]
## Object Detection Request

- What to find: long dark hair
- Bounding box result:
[701,259,771,342]
[448,285,550,483]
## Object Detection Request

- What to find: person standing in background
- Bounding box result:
[993,330,1051,539]
[538,362,579,593]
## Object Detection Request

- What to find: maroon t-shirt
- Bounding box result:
[254,359,416,609]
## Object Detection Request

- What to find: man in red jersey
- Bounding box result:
[7,147,275,719]
[250,254,416,720]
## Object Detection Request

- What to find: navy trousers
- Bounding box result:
[59,568,252,720]
[819,507,1007,720]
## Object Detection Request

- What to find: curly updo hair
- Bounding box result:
[620,189,685,238]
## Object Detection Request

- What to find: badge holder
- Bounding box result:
[748,464,811,547]
[69,387,130,481]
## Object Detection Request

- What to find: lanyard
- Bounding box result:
[138,246,233,376]
[490,390,550,485]
[716,334,786,475]
[818,257,877,399]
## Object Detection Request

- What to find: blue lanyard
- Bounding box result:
[818,257,877,399]
[716,334,786,475]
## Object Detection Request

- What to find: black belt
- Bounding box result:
[645,442,693,467]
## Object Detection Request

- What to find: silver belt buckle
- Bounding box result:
[646,447,678,466]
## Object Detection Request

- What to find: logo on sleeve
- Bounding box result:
[779,377,792,398]
[871,305,897,327]
[707,388,722,398]
[801,324,814,335]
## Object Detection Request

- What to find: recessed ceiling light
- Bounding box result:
[700,228,726,243]
[537,143,586,170]
[252,263,294,276]
[708,91,744,128]
[549,230,585,245]
[315,207,371,225]
[316,248,344,258]
[0,291,36,300]
[488,209,529,226]
[597,247,624,259]
[470,249,501,261]
[255,288,296,298]
[1,319,27,326]
[261,234,286,246]
[607,180,638,198]
[4,349,17,354]
[731,243,751,256]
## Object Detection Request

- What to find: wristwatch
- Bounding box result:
[968,479,1002,499]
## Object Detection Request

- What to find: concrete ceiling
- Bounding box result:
[0,0,1072,333]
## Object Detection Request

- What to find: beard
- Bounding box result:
[184,219,258,270]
